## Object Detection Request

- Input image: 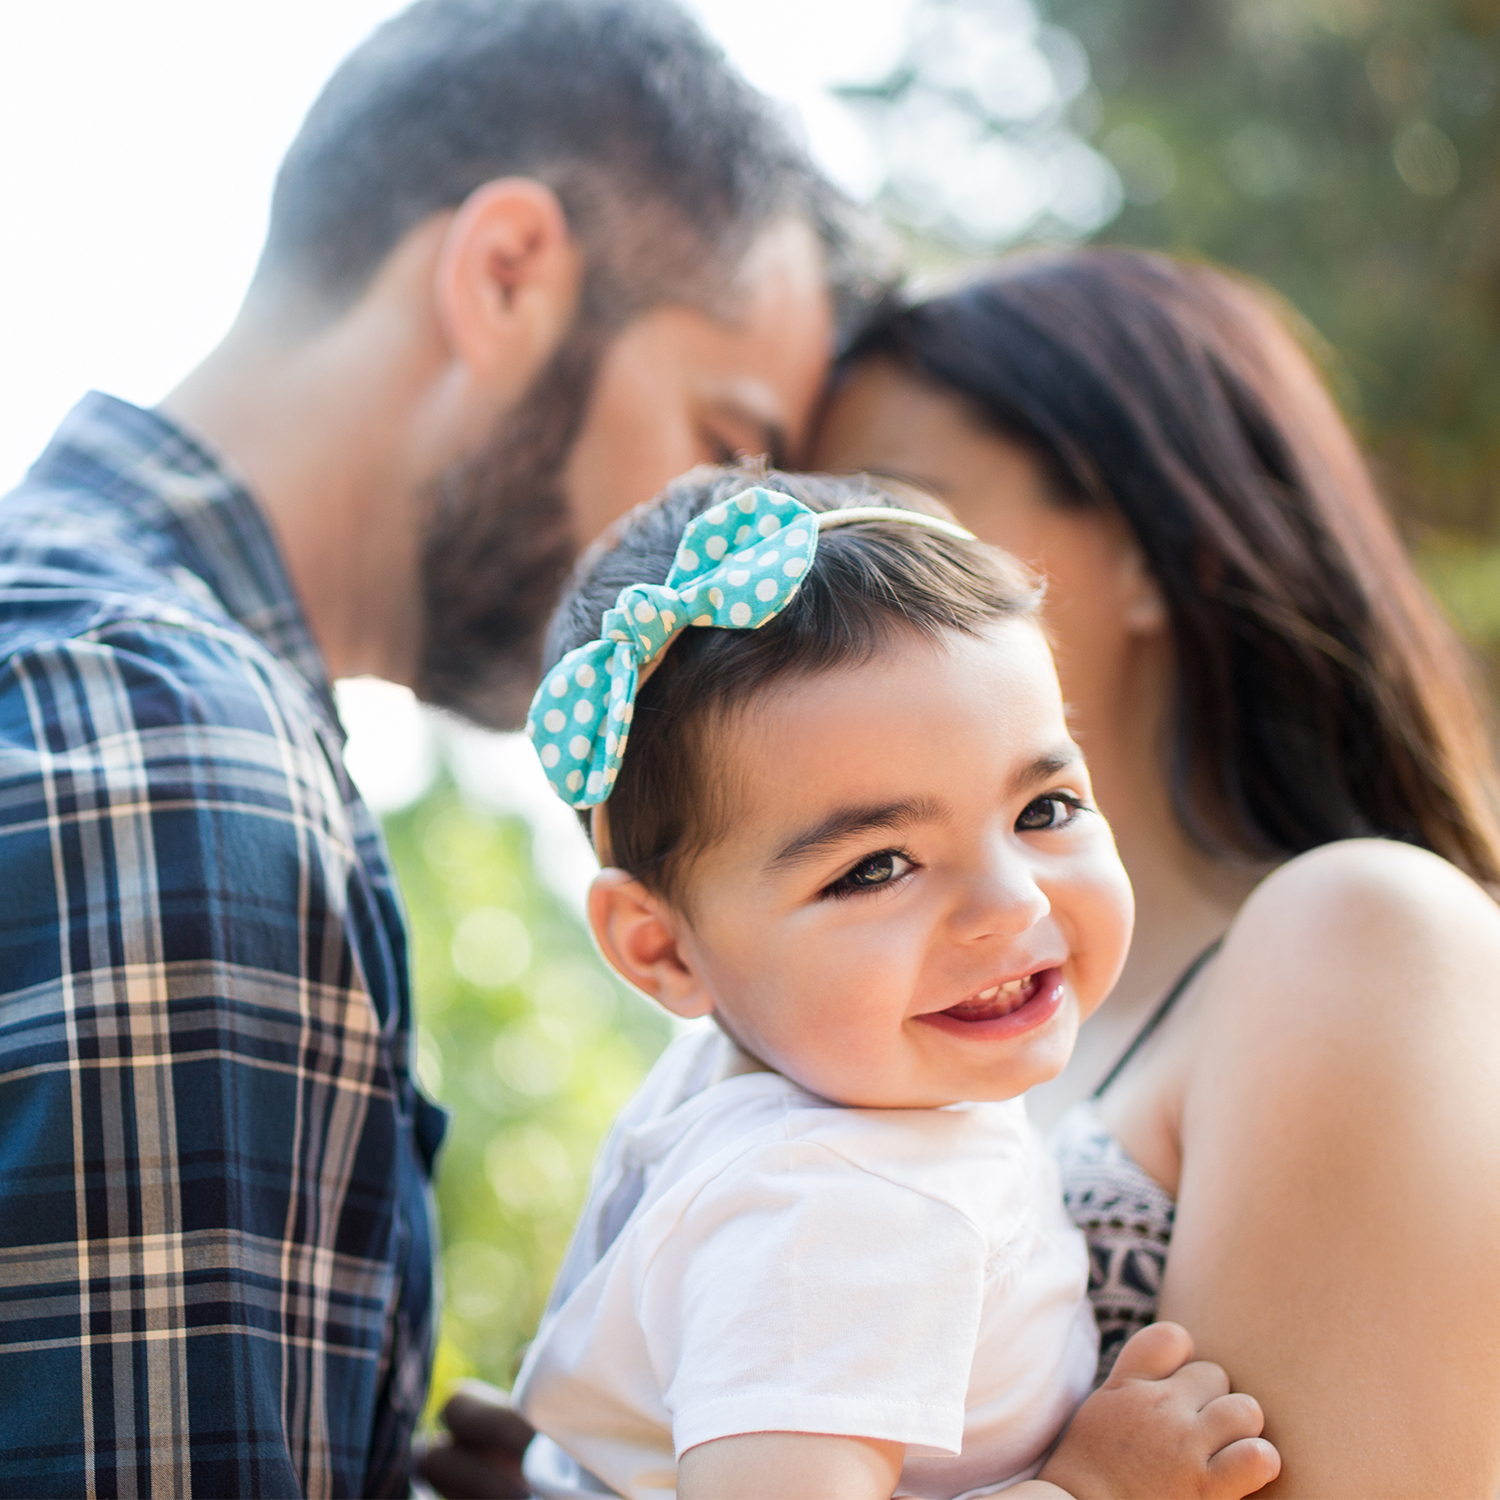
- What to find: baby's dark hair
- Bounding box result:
[543,466,1041,904]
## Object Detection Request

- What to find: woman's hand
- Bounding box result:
[1035,1323,1279,1500]
[415,1381,535,1499]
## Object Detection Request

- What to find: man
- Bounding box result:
[0,1,871,1493]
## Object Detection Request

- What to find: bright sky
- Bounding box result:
[0,0,915,900]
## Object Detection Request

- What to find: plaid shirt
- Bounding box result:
[0,394,446,1498]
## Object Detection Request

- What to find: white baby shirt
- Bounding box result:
[515,1026,1096,1500]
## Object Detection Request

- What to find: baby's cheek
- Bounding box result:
[1073,864,1136,1012]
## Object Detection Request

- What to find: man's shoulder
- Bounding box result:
[0,503,315,744]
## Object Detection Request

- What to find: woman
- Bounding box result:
[813,249,1500,1498]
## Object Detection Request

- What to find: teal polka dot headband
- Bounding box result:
[526,487,975,810]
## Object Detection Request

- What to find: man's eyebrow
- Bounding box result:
[768,796,943,871]
[761,422,789,470]
[709,388,789,469]
[732,410,787,469]
[1010,746,1084,798]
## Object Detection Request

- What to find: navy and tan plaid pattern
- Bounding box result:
[0,394,446,1498]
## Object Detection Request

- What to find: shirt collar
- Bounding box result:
[30,391,336,718]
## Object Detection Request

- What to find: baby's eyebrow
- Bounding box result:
[1009,746,1084,798]
[766,796,943,872]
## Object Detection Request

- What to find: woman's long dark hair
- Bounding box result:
[846,249,1500,887]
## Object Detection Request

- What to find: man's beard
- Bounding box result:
[414,315,608,729]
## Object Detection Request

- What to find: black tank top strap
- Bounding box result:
[1091,938,1223,1101]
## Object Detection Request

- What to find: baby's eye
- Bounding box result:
[1016,792,1085,832]
[825,849,914,899]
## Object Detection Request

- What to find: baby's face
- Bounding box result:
[675,620,1134,1108]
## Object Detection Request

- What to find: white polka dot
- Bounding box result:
[570,734,590,758]
[525,720,535,738]
[540,744,560,768]
[574,699,594,723]
[706,504,728,524]
[612,675,625,697]
[622,702,634,724]
[735,525,752,546]
[543,709,565,732]
[660,611,676,632]
[705,535,728,560]
[634,601,656,623]
[676,548,699,571]
[694,613,712,625]
[549,675,567,697]
[758,550,779,566]
[727,569,750,586]
[784,557,806,577]
[611,700,624,720]
[730,601,752,625]
[660,586,679,601]
[587,771,604,796]
[758,514,782,537]
[786,528,808,548]
[708,587,724,608]
[755,578,777,601]
[565,770,583,793]
[609,629,627,642]
[681,586,698,603]
[737,492,758,513]
[575,664,596,688]
[606,732,618,754]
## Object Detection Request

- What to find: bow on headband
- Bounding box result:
[527,487,819,808]
[526,487,976,810]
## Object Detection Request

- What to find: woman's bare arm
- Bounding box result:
[1160,839,1500,1498]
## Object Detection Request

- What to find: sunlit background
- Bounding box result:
[4,0,1497,1416]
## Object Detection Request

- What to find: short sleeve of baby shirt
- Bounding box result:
[637,1136,989,1461]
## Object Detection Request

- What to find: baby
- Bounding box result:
[514,470,1278,1500]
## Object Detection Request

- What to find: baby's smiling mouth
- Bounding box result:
[941,973,1041,1022]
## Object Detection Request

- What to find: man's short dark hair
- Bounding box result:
[256,0,878,329]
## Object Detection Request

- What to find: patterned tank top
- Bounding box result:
[1049,941,1220,1386]
[1051,1103,1174,1387]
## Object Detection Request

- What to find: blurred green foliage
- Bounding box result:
[383,781,670,1414]
[1065,0,1500,543]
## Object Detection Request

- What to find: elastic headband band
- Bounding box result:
[526,488,977,823]
[815,506,975,541]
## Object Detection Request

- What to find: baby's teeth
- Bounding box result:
[977,986,999,1000]
[1000,975,1030,997]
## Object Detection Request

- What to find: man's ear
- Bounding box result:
[432,177,583,401]
[588,868,715,1019]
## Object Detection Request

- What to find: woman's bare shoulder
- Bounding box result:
[1162,839,1500,1498]
[1187,839,1498,1057]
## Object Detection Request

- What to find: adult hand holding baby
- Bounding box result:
[417,1382,534,1499]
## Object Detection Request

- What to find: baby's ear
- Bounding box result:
[587,869,714,1019]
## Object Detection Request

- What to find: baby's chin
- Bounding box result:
[740,1001,1082,1109]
